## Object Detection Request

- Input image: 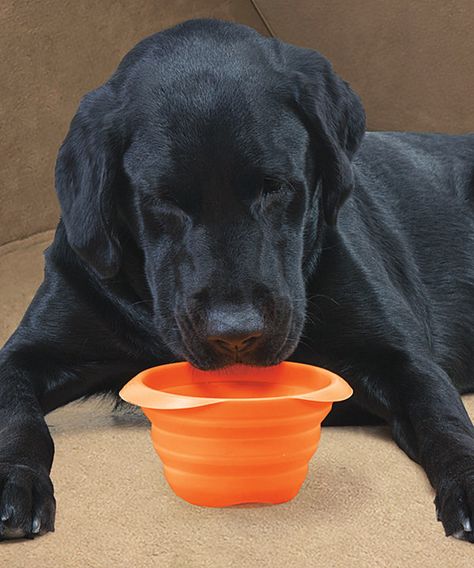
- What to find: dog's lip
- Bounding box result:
[188,357,284,371]
[184,341,291,370]
[183,340,290,369]
[178,338,286,370]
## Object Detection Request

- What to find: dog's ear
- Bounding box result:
[282,44,366,225]
[55,85,123,279]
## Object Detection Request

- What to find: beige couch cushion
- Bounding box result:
[1,233,473,566]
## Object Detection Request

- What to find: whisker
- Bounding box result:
[130,299,153,307]
[307,293,341,306]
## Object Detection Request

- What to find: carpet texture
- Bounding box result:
[1,231,473,567]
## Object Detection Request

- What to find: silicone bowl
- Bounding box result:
[119,361,352,507]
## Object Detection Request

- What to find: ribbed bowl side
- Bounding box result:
[142,399,332,507]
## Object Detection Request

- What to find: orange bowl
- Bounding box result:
[119,361,352,507]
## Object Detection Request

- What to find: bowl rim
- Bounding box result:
[119,361,353,410]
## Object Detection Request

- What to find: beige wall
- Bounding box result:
[0,1,267,246]
[254,0,474,134]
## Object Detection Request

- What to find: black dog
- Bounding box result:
[1,18,473,542]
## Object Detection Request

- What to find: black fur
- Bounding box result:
[1,19,474,542]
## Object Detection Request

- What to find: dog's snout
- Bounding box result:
[206,305,263,353]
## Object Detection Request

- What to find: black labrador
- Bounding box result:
[1,18,474,542]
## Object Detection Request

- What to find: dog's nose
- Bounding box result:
[209,330,263,353]
[206,306,263,353]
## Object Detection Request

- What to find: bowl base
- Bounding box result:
[163,464,308,507]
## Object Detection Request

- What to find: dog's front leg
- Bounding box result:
[0,339,150,541]
[358,354,474,542]
[0,350,56,540]
[0,266,157,541]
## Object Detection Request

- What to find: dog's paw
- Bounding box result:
[0,463,56,540]
[434,469,474,543]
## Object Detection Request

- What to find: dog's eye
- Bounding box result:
[156,188,179,207]
[261,179,285,197]
[151,187,189,211]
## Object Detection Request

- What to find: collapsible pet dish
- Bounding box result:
[119,361,352,506]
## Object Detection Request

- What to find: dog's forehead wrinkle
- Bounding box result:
[122,82,309,190]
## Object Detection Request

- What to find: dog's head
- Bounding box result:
[55,19,365,370]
